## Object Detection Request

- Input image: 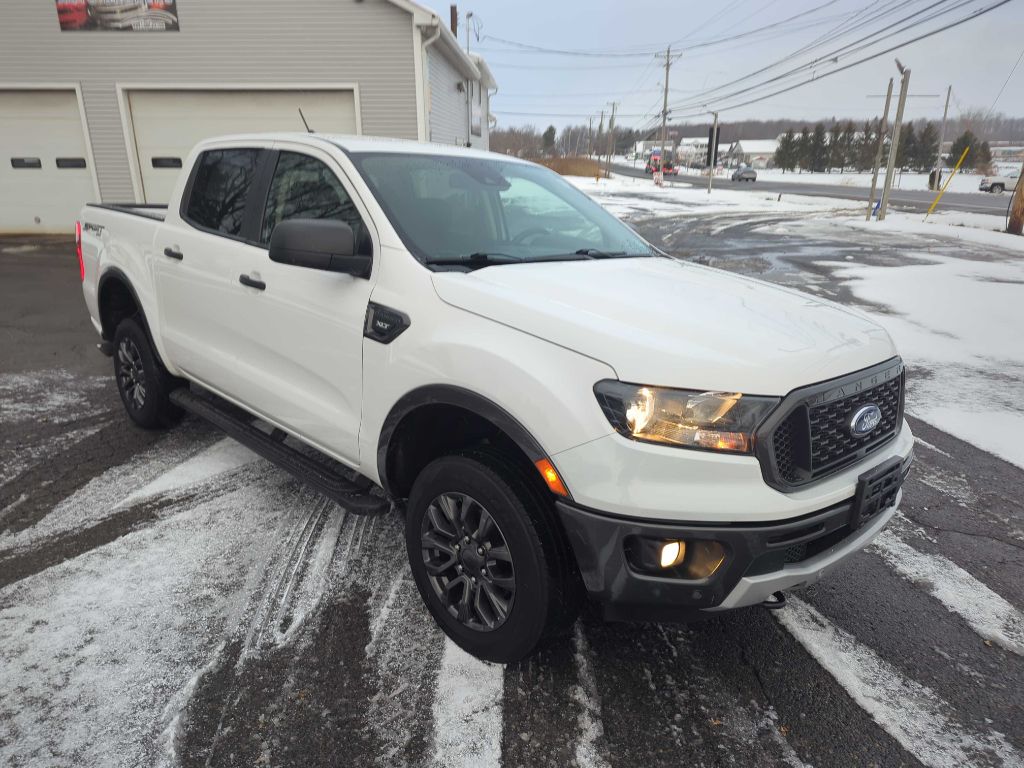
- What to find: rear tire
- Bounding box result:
[112,317,183,429]
[992,184,1005,194]
[405,448,583,663]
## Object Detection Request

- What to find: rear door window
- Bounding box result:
[184,148,261,237]
[260,151,371,254]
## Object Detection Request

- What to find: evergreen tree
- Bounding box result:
[808,123,828,172]
[896,123,917,169]
[857,120,876,171]
[977,140,993,172]
[841,119,857,172]
[949,130,979,169]
[915,121,940,172]
[774,129,798,172]
[542,125,557,153]
[828,121,845,172]
[797,126,811,171]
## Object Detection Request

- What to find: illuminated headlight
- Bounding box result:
[594,381,779,453]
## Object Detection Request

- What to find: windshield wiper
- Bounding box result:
[573,248,635,258]
[423,252,522,267]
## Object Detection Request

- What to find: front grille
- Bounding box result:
[808,376,902,471]
[757,359,905,491]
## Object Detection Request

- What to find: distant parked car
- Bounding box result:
[731,167,757,182]
[644,155,678,175]
[979,170,1020,193]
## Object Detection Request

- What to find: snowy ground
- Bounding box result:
[754,167,996,194]
[2,218,1024,768]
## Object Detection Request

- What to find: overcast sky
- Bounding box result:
[420,0,1024,133]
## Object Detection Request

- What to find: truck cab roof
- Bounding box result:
[193,132,526,163]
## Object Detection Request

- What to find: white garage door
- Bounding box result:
[126,89,358,203]
[0,90,97,234]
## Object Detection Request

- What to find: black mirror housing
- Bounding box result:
[269,219,371,278]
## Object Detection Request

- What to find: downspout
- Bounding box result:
[421,18,442,143]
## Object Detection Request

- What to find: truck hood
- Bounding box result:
[431,257,896,396]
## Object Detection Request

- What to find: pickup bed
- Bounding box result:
[79,133,913,661]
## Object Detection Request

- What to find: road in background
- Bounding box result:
[614,163,1012,215]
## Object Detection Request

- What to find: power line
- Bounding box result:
[665,0,1000,114]
[987,44,1024,116]
[479,0,848,59]
[678,0,1013,117]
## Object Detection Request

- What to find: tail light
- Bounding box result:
[75,220,85,281]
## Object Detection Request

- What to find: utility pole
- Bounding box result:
[707,111,719,194]
[1008,158,1024,235]
[604,101,618,178]
[879,60,910,221]
[865,78,893,220]
[654,45,680,185]
[932,85,952,191]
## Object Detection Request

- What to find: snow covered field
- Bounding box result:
[568,174,863,220]
[754,167,992,194]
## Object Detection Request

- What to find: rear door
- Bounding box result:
[219,144,378,463]
[153,146,266,389]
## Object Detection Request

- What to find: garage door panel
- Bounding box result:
[0,90,96,233]
[128,90,357,203]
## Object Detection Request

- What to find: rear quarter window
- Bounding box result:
[184,149,261,237]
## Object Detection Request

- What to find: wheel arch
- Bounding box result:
[97,267,149,342]
[377,385,550,500]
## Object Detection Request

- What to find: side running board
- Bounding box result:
[170,387,391,516]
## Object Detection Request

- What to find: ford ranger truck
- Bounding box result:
[77,134,913,662]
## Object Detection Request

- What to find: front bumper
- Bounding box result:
[556,453,911,623]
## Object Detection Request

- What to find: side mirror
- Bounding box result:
[269,218,371,278]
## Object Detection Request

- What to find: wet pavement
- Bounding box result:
[2,224,1023,768]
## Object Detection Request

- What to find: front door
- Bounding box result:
[226,145,378,464]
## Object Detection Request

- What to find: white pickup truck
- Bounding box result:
[78,133,913,662]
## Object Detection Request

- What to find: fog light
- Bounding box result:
[687,540,727,579]
[626,537,727,580]
[660,540,686,568]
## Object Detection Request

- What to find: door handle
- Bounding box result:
[163,247,183,260]
[239,274,266,291]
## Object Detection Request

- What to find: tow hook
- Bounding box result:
[761,591,787,610]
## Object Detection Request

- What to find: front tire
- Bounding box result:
[992,184,1005,194]
[406,449,583,663]
[113,317,182,429]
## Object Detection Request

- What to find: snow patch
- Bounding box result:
[120,438,258,507]
[571,623,610,768]
[430,638,504,768]
[818,252,1024,469]
[871,531,1024,656]
[778,597,1023,768]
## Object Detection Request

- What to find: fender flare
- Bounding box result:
[376,384,547,496]
[97,266,150,341]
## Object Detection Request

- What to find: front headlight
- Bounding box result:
[594,380,779,453]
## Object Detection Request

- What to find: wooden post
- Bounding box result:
[1008,160,1024,235]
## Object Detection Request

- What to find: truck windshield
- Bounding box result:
[348,152,656,269]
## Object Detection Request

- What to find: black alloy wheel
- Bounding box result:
[117,336,147,412]
[420,492,516,632]
[405,449,584,662]
[112,316,183,429]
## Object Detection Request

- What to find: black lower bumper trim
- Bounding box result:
[555,449,911,623]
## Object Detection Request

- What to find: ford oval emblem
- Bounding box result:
[849,404,882,437]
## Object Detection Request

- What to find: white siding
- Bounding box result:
[428,47,469,146]
[0,0,418,202]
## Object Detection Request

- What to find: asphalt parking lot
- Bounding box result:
[2,224,1023,768]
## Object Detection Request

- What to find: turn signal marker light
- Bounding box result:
[535,458,569,497]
